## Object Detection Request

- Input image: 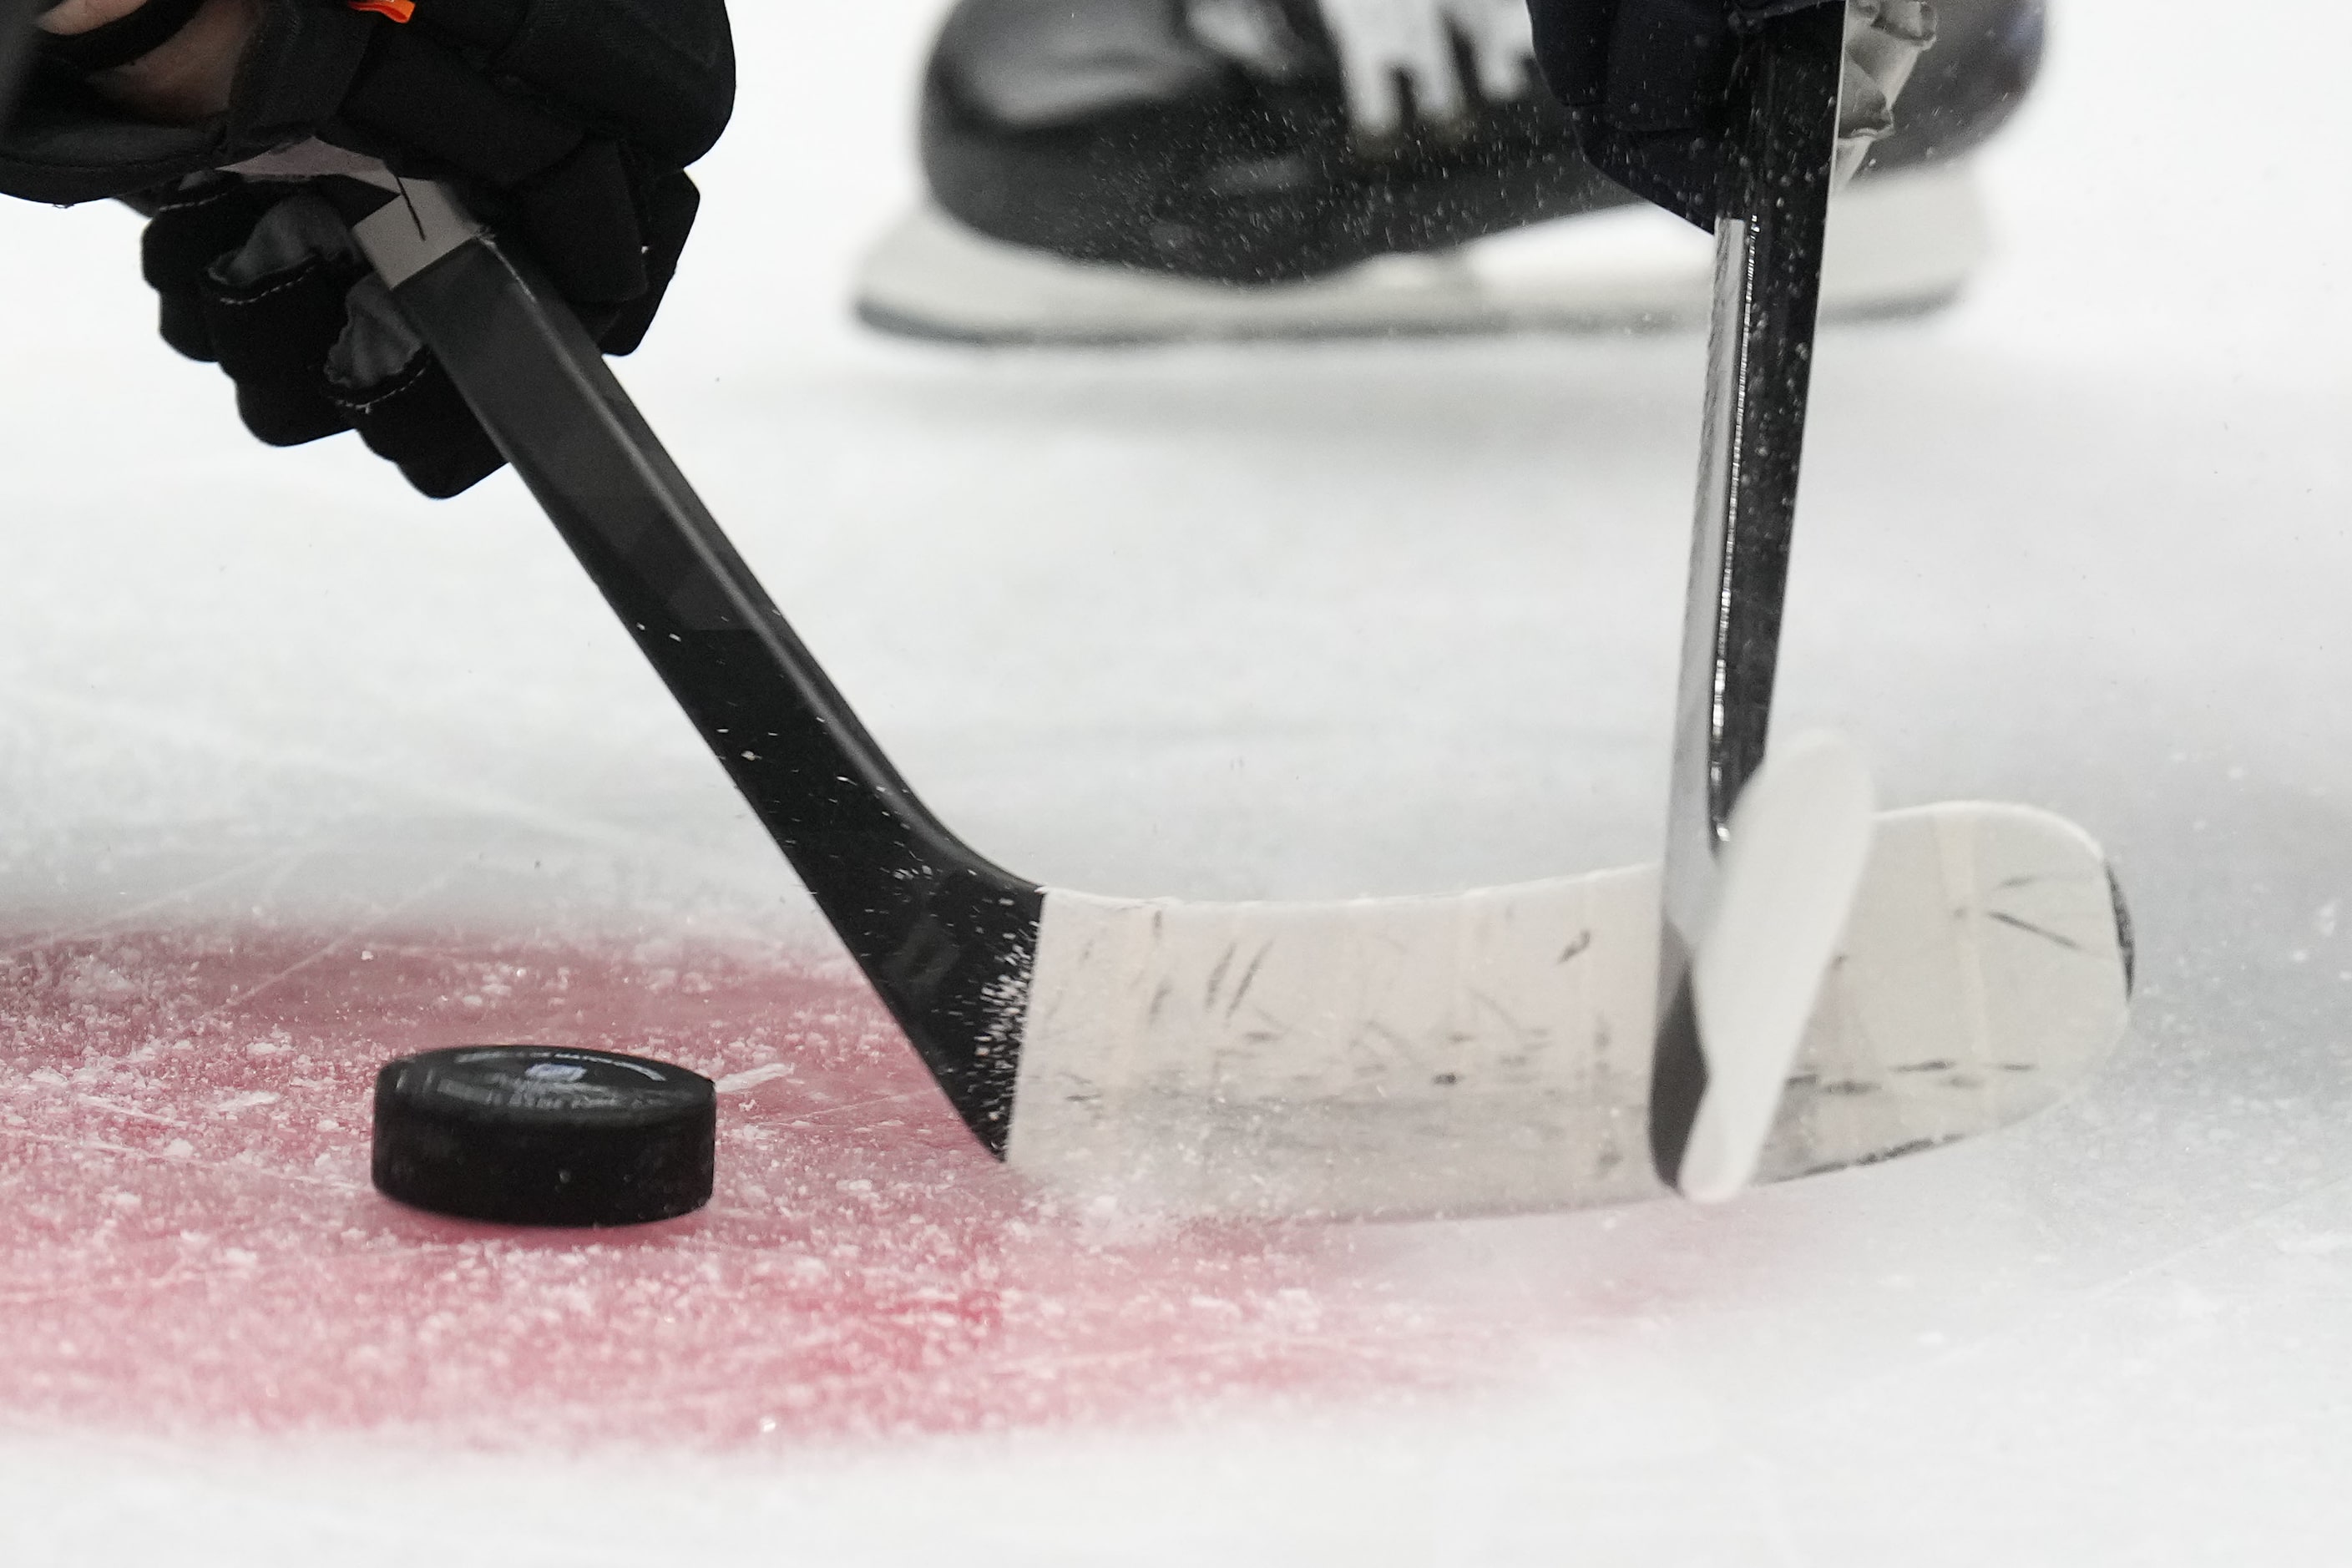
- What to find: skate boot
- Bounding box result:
[856,0,2046,343]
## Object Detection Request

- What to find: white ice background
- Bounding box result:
[3,0,2350,1560]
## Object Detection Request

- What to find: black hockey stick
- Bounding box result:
[1641,4,1849,1193]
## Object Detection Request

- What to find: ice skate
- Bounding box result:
[856,0,2044,343]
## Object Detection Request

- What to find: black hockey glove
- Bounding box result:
[1527,0,1843,224]
[4,0,733,498]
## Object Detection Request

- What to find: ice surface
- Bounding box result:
[3,0,2351,1561]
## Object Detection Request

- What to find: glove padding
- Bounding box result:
[1527,0,1932,225]
[1833,1,1934,187]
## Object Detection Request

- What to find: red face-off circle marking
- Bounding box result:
[0,928,1636,1450]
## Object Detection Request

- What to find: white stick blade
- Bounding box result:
[1007,800,2126,1219]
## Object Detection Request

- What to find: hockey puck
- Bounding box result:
[372,1046,716,1227]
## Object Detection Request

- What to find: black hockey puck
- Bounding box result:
[372,1046,716,1227]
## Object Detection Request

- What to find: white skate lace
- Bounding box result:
[1190,0,1936,166]
[1311,0,1536,139]
[1181,0,1534,139]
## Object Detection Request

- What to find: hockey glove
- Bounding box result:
[1526,0,1931,225]
[141,179,509,497]
[7,0,733,497]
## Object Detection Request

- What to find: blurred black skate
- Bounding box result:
[856,0,2045,343]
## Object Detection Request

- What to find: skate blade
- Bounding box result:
[854,162,1990,346]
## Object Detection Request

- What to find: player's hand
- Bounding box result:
[141,179,508,496]
[1834,1,1934,186]
[1525,0,1932,224]
[10,0,734,498]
